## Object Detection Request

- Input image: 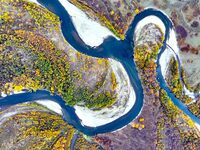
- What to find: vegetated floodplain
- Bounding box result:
[0,102,102,149]
[0,0,118,110]
[0,0,199,133]
[166,57,200,117]
[134,24,199,148]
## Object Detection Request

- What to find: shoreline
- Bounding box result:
[0,0,198,133]
[57,0,119,47]
[74,59,136,127]
[160,29,198,99]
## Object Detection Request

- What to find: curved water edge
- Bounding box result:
[156,30,200,125]
[165,44,200,99]
[0,0,199,135]
[74,59,136,127]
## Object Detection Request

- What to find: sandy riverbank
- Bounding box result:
[74,59,136,127]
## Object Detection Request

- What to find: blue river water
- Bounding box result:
[0,0,199,135]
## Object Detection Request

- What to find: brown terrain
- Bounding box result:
[66,0,200,149]
[0,0,199,149]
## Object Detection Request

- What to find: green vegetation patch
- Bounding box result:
[166,57,199,117]
[0,0,117,109]
[166,57,193,104]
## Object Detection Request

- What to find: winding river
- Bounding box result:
[0,0,199,135]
